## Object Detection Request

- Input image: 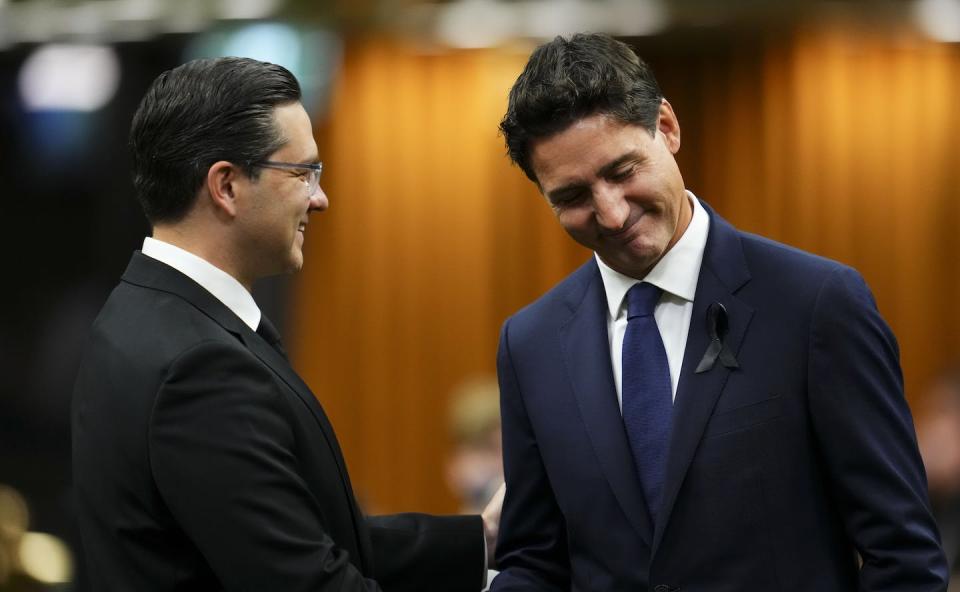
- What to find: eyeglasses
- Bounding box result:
[254,161,323,197]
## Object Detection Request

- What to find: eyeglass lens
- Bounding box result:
[306,169,320,196]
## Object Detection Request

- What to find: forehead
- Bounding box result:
[530,115,652,189]
[270,102,317,159]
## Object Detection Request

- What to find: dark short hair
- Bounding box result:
[500,33,663,183]
[129,57,302,224]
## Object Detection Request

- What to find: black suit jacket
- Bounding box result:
[491,202,947,591]
[73,252,483,591]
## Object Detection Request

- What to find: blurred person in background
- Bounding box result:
[490,33,946,591]
[918,366,960,584]
[72,57,500,591]
[446,378,504,514]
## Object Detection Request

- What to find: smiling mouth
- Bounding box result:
[601,217,642,243]
[603,225,633,239]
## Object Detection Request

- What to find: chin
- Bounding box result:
[281,253,304,274]
[604,247,657,274]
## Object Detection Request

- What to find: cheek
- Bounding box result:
[653,158,684,195]
[624,174,662,200]
[556,208,593,234]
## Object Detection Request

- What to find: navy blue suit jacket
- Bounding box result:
[490,202,947,591]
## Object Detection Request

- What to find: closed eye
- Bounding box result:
[596,152,643,183]
[607,164,637,183]
[549,189,588,207]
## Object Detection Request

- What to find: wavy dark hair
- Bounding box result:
[500,33,663,183]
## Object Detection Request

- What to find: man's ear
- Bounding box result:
[657,99,681,154]
[205,160,242,217]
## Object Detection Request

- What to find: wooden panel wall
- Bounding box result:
[677,24,960,415]
[289,28,960,514]
[288,38,588,514]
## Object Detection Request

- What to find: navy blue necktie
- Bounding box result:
[621,282,673,522]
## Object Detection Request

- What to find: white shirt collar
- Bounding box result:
[596,191,710,319]
[141,237,261,331]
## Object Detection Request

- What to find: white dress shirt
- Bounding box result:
[141,237,261,331]
[596,192,710,408]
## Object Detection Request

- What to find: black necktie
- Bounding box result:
[256,315,288,359]
[621,282,673,523]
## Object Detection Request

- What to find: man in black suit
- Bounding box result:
[72,57,498,591]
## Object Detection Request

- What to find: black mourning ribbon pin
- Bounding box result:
[694,302,739,373]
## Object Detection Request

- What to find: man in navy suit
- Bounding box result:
[489,33,947,591]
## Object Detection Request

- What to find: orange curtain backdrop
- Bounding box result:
[290,38,588,514]
[290,29,960,514]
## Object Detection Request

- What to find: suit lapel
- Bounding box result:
[239,326,328,430]
[560,261,654,546]
[236,322,372,561]
[652,205,754,554]
[240,319,374,570]
[123,253,339,444]
[122,252,373,568]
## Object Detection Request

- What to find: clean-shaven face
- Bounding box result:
[530,103,691,279]
[240,102,328,277]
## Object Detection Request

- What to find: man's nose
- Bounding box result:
[309,186,329,212]
[593,184,629,231]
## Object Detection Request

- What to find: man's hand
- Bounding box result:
[481,482,506,569]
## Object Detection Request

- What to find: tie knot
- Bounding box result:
[626,283,662,319]
[257,317,282,346]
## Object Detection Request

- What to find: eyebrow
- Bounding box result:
[544,151,642,203]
